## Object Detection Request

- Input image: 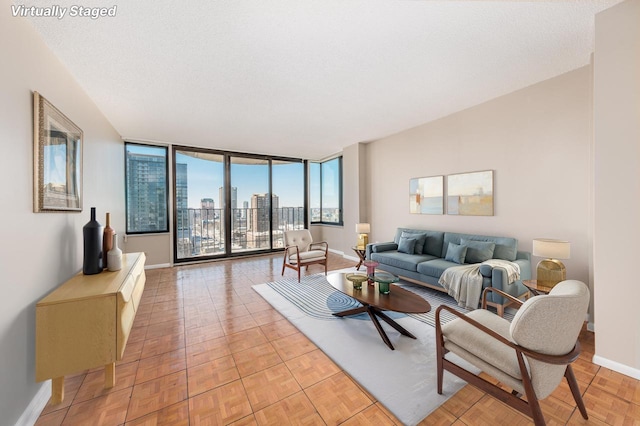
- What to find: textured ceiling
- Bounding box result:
[24,0,620,159]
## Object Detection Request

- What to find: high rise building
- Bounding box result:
[175,163,189,239]
[218,186,237,210]
[200,198,214,209]
[125,152,168,232]
[251,193,279,233]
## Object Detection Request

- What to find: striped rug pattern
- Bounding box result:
[265,273,513,327]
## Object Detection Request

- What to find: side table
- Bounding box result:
[522,279,553,296]
[351,246,366,270]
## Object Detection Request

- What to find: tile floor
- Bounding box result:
[35,252,640,425]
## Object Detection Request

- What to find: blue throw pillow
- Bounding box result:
[401,231,426,254]
[398,237,417,254]
[445,242,467,264]
[460,239,496,263]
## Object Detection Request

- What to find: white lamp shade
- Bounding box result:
[533,239,570,259]
[355,223,370,234]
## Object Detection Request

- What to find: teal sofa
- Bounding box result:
[365,228,531,316]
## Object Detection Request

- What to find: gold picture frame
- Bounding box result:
[33,92,83,212]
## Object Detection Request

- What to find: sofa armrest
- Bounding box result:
[484,258,531,304]
[366,242,397,259]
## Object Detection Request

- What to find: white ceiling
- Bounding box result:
[25,0,620,160]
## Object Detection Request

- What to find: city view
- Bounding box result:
[127,145,339,261]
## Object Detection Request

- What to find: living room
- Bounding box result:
[2,0,639,425]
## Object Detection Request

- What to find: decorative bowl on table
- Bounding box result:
[346,273,367,290]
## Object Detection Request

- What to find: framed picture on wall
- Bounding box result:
[33,91,83,212]
[447,170,493,216]
[409,175,444,214]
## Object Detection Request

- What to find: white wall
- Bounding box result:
[365,66,594,310]
[593,0,640,376]
[0,10,124,425]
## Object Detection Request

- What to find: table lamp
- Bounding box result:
[532,238,570,288]
[356,223,370,249]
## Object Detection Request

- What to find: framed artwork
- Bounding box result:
[447,170,493,216]
[33,92,83,212]
[409,175,444,214]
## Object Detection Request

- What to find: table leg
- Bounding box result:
[366,308,395,350]
[333,306,367,317]
[51,376,64,404]
[105,362,115,388]
[374,309,417,339]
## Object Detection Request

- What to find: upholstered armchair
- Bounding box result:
[435,280,590,426]
[282,229,328,282]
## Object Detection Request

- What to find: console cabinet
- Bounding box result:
[36,252,146,403]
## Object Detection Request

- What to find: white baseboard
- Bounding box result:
[328,248,344,256]
[592,355,640,380]
[15,382,50,426]
[343,254,359,262]
[145,263,171,270]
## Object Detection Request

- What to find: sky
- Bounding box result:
[126,144,340,210]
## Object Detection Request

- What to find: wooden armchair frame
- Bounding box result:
[435,287,588,426]
[282,240,328,282]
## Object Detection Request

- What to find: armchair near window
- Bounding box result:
[282,229,328,282]
[435,280,590,426]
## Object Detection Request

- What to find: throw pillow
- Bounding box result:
[460,239,496,263]
[401,231,427,254]
[398,237,417,254]
[445,242,467,264]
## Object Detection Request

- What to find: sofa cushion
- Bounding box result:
[443,232,518,261]
[371,251,437,272]
[445,242,467,264]
[371,242,398,253]
[461,239,495,263]
[398,237,417,254]
[394,229,445,257]
[417,258,461,278]
[401,231,426,254]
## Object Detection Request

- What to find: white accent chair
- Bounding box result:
[281,229,328,282]
[435,280,590,426]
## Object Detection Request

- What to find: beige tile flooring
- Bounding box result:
[35,252,640,425]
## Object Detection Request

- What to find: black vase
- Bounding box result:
[83,207,104,275]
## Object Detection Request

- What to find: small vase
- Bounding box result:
[103,212,115,269]
[83,207,103,275]
[107,234,122,272]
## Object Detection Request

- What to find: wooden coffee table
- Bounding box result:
[326,272,431,350]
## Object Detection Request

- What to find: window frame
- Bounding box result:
[310,156,343,226]
[124,142,170,235]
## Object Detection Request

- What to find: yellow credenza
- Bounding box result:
[35,252,146,403]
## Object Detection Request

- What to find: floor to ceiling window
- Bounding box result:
[272,160,305,248]
[172,147,306,262]
[230,156,270,253]
[174,149,225,260]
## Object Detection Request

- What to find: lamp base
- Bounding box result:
[536,259,566,288]
[357,234,368,249]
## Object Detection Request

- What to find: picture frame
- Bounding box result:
[33,91,83,212]
[446,170,493,216]
[409,175,444,214]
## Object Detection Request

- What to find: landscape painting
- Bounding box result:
[409,175,443,214]
[447,170,493,216]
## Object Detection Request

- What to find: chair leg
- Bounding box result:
[517,352,546,426]
[565,365,588,419]
[297,266,301,282]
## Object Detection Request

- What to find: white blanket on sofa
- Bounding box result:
[438,259,521,310]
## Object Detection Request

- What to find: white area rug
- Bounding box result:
[252,272,480,426]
